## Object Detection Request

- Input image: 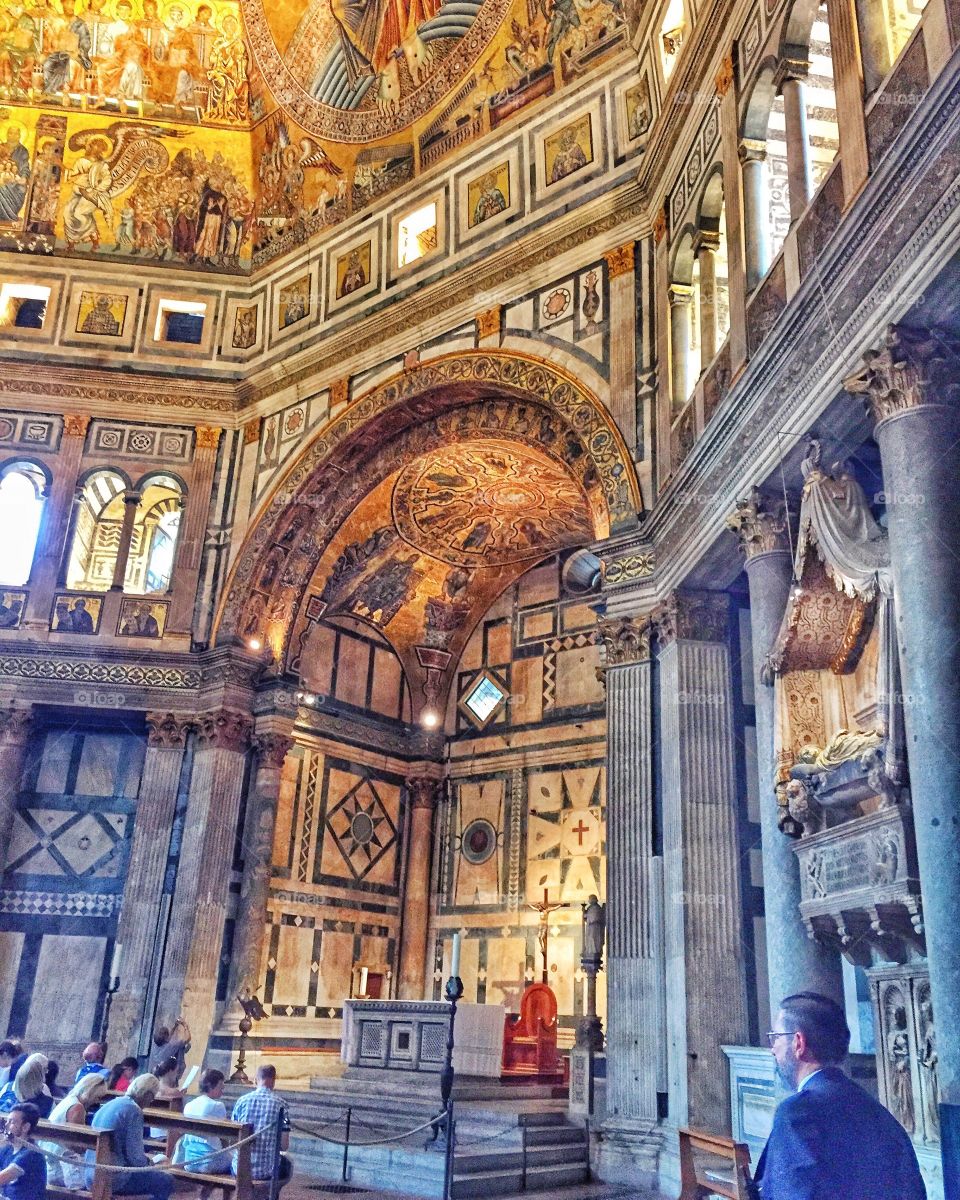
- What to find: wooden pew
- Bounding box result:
[678,1128,756,1200]
[140,1108,259,1200]
[36,1119,151,1200]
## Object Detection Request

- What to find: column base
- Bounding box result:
[596,1118,669,1194]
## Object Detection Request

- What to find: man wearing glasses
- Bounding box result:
[754,991,925,1199]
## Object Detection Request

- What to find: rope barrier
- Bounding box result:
[289,1111,444,1148]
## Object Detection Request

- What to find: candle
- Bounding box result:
[450,933,461,979]
[359,966,368,996]
[109,942,123,982]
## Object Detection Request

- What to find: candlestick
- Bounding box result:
[450,932,461,979]
[109,942,123,983]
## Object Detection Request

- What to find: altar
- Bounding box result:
[341,999,506,1078]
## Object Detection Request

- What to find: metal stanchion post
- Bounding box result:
[443,1101,456,1200]
[342,1107,352,1182]
[270,1116,282,1200]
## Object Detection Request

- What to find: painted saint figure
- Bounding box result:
[472,171,507,225]
[549,126,587,184]
[63,136,112,249]
[0,125,30,224]
[81,294,120,336]
[340,248,366,295]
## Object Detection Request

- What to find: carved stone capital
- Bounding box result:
[0,704,33,745]
[653,590,729,645]
[715,54,734,96]
[667,283,694,308]
[195,425,223,451]
[254,731,294,769]
[405,775,441,810]
[329,376,350,409]
[844,324,960,425]
[597,615,653,669]
[738,138,767,166]
[146,711,193,749]
[653,207,667,245]
[195,708,254,753]
[774,55,811,89]
[243,417,262,446]
[63,414,90,439]
[728,486,792,560]
[603,242,635,279]
[475,305,502,339]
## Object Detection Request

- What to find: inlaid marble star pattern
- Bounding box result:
[325,780,398,882]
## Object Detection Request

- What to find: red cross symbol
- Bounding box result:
[572,818,590,846]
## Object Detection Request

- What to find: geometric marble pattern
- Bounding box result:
[0,889,120,916]
[5,809,128,878]
[325,779,397,883]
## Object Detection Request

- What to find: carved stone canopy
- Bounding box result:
[596,614,653,668]
[844,323,960,426]
[728,486,793,560]
[767,555,875,675]
[653,590,729,645]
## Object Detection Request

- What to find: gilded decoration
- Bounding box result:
[63,413,91,438]
[195,424,223,450]
[601,548,654,584]
[596,614,652,668]
[218,352,640,652]
[727,486,792,560]
[844,323,960,425]
[602,242,634,280]
[653,589,728,645]
[475,305,502,339]
[715,54,734,96]
[243,417,263,445]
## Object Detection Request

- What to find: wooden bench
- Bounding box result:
[140,1108,259,1200]
[678,1128,756,1200]
[36,1120,151,1200]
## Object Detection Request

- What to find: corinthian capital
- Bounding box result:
[405,775,441,810]
[146,711,193,749]
[728,487,792,560]
[844,324,960,425]
[254,731,293,769]
[597,614,653,669]
[654,590,729,645]
[195,708,254,753]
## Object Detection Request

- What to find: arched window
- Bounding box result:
[124,476,184,595]
[668,232,696,409]
[66,470,127,592]
[0,462,46,586]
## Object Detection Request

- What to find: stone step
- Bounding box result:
[450,1162,590,1199]
[454,1140,587,1173]
[517,1125,587,1147]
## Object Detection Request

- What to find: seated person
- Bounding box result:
[75,1044,110,1085]
[0,1058,52,1120]
[0,1046,21,1090]
[231,1065,292,1190]
[173,1069,230,1174]
[107,1058,140,1094]
[0,1104,46,1200]
[40,1074,108,1188]
[86,1074,173,1200]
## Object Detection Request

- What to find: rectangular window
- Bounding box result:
[0,283,51,330]
[397,202,438,268]
[155,299,207,344]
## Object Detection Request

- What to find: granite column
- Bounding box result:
[739,141,770,291]
[109,713,193,1056]
[728,490,843,1017]
[846,325,960,1189]
[654,592,749,1132]
[397,774,441,1000]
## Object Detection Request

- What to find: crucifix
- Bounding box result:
[528,886,569,983]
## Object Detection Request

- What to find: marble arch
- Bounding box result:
[217,351,641,680]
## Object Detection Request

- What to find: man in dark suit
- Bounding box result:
[756,991,926,1199]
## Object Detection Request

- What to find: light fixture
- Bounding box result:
[247,637,262,651]
[421,708,440,728]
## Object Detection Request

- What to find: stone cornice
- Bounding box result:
[843,322,960,424]
[727,487,793,560]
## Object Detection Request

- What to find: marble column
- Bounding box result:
[668,284,694,409]
[738,140,769,292]
[110,490,142,591]
[155,708,253,1063]
[654,592,749,1132]
[598,616,666,1140]
[728,490,843,1020]
[167,426,222,634]
[397,775,440,1000]
[854,0,892,93]
[695,233,720,366]
[779,64,813,222]
[825,0,870,205]
[0,705,34,873]
[25,415,88,629]
[846,325,960,1187]
[223,724,294,1020]
[109,713,193,1056]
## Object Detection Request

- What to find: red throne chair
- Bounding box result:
[501,982,562,1078]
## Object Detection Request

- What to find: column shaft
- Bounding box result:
[26,415,88,627]
[109,713,191,1056]
[603,244,639,453]
[110,491,142,591]
[781,76,813,221]
[825,0,870,205]
[0,707,34,872]
[739,144,770,291]
[167,427,222,633]
[656,594,749,1132]
[697,240,719,366]
[669,286,693,408]
[397,776,440,1000]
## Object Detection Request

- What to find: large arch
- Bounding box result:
[216,351,641,685]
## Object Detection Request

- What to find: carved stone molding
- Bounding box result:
[254,731,294,769]
[146,711,193,749]
[0,705,33,745]
[475,305,502,339]
[405,776,441,810]
[195,425,223,451]
[63,414,90,439]
[329,377,350,409]
[844,323,960,425]
[653,207,667,245]
[603,243,635,279]
[653,590,729,645]
[597,615,653,668]
[194,708,254,753]
[243,417,262,446]
[728,486,793,560]
[602,548,656,586]
[715,54,734,96]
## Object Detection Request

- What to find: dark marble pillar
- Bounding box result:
[846,325,960,1190]
[397,774,441,1000]
[729,490,843,1016]
[0,705,34,870]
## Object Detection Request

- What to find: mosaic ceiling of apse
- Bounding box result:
[302,437,594,685]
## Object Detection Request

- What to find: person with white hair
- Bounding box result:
[86,1075,173,1200]
[0,1057,51,1119]
[39,1074,108,1188]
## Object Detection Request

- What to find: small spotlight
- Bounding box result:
[247,637,262,652]
[421,709,439,728]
